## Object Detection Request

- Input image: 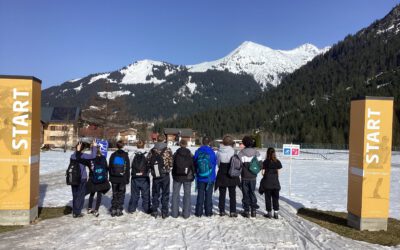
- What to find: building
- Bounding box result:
[41,107,80,149]
[163,128,196,146]
[116,128,137,144]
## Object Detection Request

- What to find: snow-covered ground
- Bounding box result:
[0,147,399,249]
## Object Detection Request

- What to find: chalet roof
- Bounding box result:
[163,128,194,137]
[41,107,80,123]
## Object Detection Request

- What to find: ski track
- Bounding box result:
[0,149,399,249]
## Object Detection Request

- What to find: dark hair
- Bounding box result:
[180,139,188,147]
[116,140,124,149]
[242,136,253,148]
[137,140,145,149]
[157,134,166,142]
[202,136,211,146]
[222,135,234,146]
[266,147,277,161]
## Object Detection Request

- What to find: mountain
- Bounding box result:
[42,42,326,122]
[155,5,400,146]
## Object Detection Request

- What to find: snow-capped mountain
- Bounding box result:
[189,41,329,88]
[42,41,329,122]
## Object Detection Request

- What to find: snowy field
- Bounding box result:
[0,147,399,249]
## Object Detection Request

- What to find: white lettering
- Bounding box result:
[367,132,380,143]
[13,101,29,112]
[13,88,29,99]
[12,114,28,127]
[12,139,28,150]
[367,108,380,118]
[11,88,30,151]
[366,154,379,164]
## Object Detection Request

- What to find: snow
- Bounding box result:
[97,90,131,100]
[68,77,82,82]
[177,76,197,97]
[188,41,327,89]
[119,60,167,85]
[73,84,83,92]
[89,105,101,111]
[88,73,110,85]
[377,82,392,89]
[1,148,399,248]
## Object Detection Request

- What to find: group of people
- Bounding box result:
[67,134,282,220]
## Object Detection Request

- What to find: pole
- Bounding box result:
[289,154,292,197]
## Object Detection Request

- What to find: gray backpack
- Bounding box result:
[229,154,242,177]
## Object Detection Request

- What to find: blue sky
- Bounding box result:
[0,0,398,88]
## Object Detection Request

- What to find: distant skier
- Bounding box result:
[260,147,282,219]
[238,136,262,218]
[69,139,97,218]
[215,135,240,217]
[108,140,130,217]
[194,136,217,217]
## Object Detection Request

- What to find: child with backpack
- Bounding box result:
[194,136,217,217]
[68,140,98,218]
[75,145,110,217]
[147,134,173,219]
[108,140,130,217]
[238,136,262,218]
[128,140,150,214]
[171,139,195,219]
[215,136,240,217]
[261,147,282,219]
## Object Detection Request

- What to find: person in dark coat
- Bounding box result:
[261,147,282,219]
[215,136,240,217]
[69,140,97,218]
[75,145,110,217]
[108,140,130,217]
[171,139,195,219]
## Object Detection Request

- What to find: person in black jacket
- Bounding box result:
[215,136,240,217]
[108,140,130,217]
[171,139,195,219]
[261,147,282,219]
[75,145,110,217]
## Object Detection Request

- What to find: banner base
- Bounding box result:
[0,206,38,225]
[347,212,387,231]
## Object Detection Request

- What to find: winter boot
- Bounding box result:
[274,211,279,219]
[230,212,238,218]
[111,209,117,217]
[116,209,123,217]
[241,211,250,218]
[263,211,272,219]
[151,211,159,218]
[251,209,256,218]
[87,208,93,214]
[93,210,99,217]
[220,211,227,217]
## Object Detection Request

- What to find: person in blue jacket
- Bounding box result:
[194,136,217,217]
[69,139,97,218]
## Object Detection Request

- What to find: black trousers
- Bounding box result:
[151,174,170,215]
[218,186,236,213]
[111,183,126,210]
[265,189,279,212]
[88,192,102,211]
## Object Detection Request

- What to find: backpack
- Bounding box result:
[174,150,193,176]
[66,159,81,185]
[196,151,212,178]
[249,156,261,175]
[229,154,242,177]
[149,148,168,178]
[132,152,147,177]
[91,158,108,184]
[110,152,127,177]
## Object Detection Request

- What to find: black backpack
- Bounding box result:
[149,148,168,178]
[110,152,127,177]
[91,158,108,184]
[131,152,147,177]
[174,150,193,176]
[66,159,81,185]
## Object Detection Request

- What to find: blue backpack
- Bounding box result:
[196,151,212,178]
[110,153,126,177]
[92,158,108,184]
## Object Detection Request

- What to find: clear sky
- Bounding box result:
[0,0,398,88]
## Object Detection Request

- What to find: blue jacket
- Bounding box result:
[70,147,97,181]
[194,146,217,183]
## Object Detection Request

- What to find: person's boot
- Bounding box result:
[219,211,227,217]
[111,209,117,217]
[151,211,158,218]
[251,209,256,218]
[116,209,123,217]
[241,211,250,218]
[230,212,238,218]
[273,211,279,219]
[162,213,169,219]
[87,208,93,214]
[93,210,99,217]
[263,211,272,219]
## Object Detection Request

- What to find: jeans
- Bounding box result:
[88,192,102,211]
[218,186,236,213]
[71,181,86,215]
[195,181,214,217]
[265,189,280,212]
[128,177,150,213]
[241,180,258,211]
[151,174,170,215]
[171,180,192,218]
[111,183,126,211]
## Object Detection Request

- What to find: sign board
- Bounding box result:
[347,97,393,231]
[0,75,41,225]
[96,139,109,157]
[283,144,300,157]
